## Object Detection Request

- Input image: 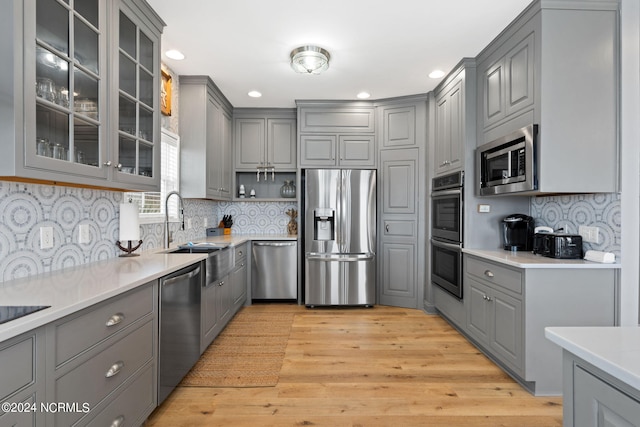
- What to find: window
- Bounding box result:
[125,128,179,222]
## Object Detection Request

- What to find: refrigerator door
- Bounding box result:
[305,169,341,255]
[340,169,376,254]
[305,253,375,306]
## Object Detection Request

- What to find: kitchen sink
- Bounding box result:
[164,244,234,283]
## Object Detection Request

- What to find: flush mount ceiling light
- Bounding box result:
[290,45,331,74]
[165,49,185,60]
[428,69,446,79]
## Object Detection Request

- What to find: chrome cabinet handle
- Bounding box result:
[115,163,122,170]
[486,296,492,302]
[385,224,390,233]
[484,270,494,278]
[105,361,124,378]
[110,415,125,427]
[105,313,125,327]
[103,160,112,166]
[238,251,243,256]
[482,294,493,301]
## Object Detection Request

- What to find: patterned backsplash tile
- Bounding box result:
[530,193,621,257]
[0,180,299,282]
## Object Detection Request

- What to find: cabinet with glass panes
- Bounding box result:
[0,0,164,191]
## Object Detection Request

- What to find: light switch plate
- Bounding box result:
[79,224,90,244]
[478,204,491,213]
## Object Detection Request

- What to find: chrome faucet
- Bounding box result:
[164,191,185,249]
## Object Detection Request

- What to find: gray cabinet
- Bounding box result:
[378,148,419,308]
[45,282,157,426]
[230,243,249,312]
[476,0,619,193]
[379,104,417,148]
[234,111,297,171]
[298,101,376,168]
[463,254,617,395]
[433,60,475,176]
[0,328,45,427]
[562,353,640,427]
[180,76,233,200]
[0,0,163,191]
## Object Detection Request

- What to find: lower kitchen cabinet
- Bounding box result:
[462,254,616,395]
[0,328,45,427]
[45,281,158,426]
[201,244,249,352]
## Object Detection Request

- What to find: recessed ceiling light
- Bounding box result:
[165,49,185,60]
[248,91,262,98]
[356,92,371,99]
[428,70,446,79]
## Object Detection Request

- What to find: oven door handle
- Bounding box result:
[431,189,462,197]
[430,239,462,251]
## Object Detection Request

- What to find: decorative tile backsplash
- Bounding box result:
[530,193,621,257]
[0,180,299,283]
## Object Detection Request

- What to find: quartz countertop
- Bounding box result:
[0,233,297,343]
[545,326,640,391]
[463,248,621,269]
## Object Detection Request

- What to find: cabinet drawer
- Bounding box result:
[466,256,522,295]
[54,284,154,366]
[0,333,36,400]
[81,363,155,427]
[53,320,153,427]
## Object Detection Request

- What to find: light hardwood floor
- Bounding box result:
[146,304,562,426]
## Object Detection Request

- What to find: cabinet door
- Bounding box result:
[379,240,416,305]
[574,366,640,427]
[491,289,522,371]
[381,105,415,147]
[380,149,416,215]
[466,279,492,344]
[113,5,161,190]
[504,33,534,118]
[434,93,450,174]
[230,262,247,309]
[482,59,505,129]
[220,109,232,198]
[201,282,218,352]
[338,135,375,167]
[207,98,222,196]
[235,118,265,169]
[216,276,232,328]
[299,135,337,167]
[267,118,296,169]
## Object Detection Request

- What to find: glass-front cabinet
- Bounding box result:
[1,0,163,191]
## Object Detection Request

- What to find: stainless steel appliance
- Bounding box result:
[252,241,298,300]
[303,169,376,307]
[431,171,464,299]
[0,305,49,324]
[158,261,203,404]
[502,213,535,251]
[477,124,537,196]
[533,232,583,259]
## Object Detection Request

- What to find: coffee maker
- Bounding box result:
[502,214,535,251]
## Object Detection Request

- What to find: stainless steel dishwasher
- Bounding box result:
[158,261,203,404]
[251,241,297,300]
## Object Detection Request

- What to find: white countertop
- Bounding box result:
[545,326,640,391]
[0,234,296,343]
[463,248,621,269]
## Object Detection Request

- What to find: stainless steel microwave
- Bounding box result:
[476,124,537,196]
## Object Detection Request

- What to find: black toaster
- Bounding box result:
[532,233,583,259]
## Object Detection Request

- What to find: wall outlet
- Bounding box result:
[203,218,208,227]
[40,226,54,249]
[578,225,600,244]
[477,204,491,213]
[187,218,192,229]
[79,224,90,244]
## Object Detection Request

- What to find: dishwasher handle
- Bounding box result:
[253,242,296,247]
[162,265,201,287]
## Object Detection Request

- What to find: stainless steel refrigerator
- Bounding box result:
[304,169,376,306]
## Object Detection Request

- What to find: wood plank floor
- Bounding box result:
[146,304,563,426]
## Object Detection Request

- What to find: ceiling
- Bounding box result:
[147,0,532,108]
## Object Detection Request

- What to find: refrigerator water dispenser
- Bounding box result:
[313,208,335,241]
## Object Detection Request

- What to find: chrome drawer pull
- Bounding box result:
[484,270,494,278]
[105,313,125,327]
[105,361,124,378]
[110,415,125,427]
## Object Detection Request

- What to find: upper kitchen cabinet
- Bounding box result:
[179,76,233,200]
[112,0,164,190]
[0,0,164,191]
[297,101,376,168]
[234,109,297,171]
[433,59,476,176]
[476,0,619,194]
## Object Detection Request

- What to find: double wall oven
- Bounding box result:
[431,171,463,299]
